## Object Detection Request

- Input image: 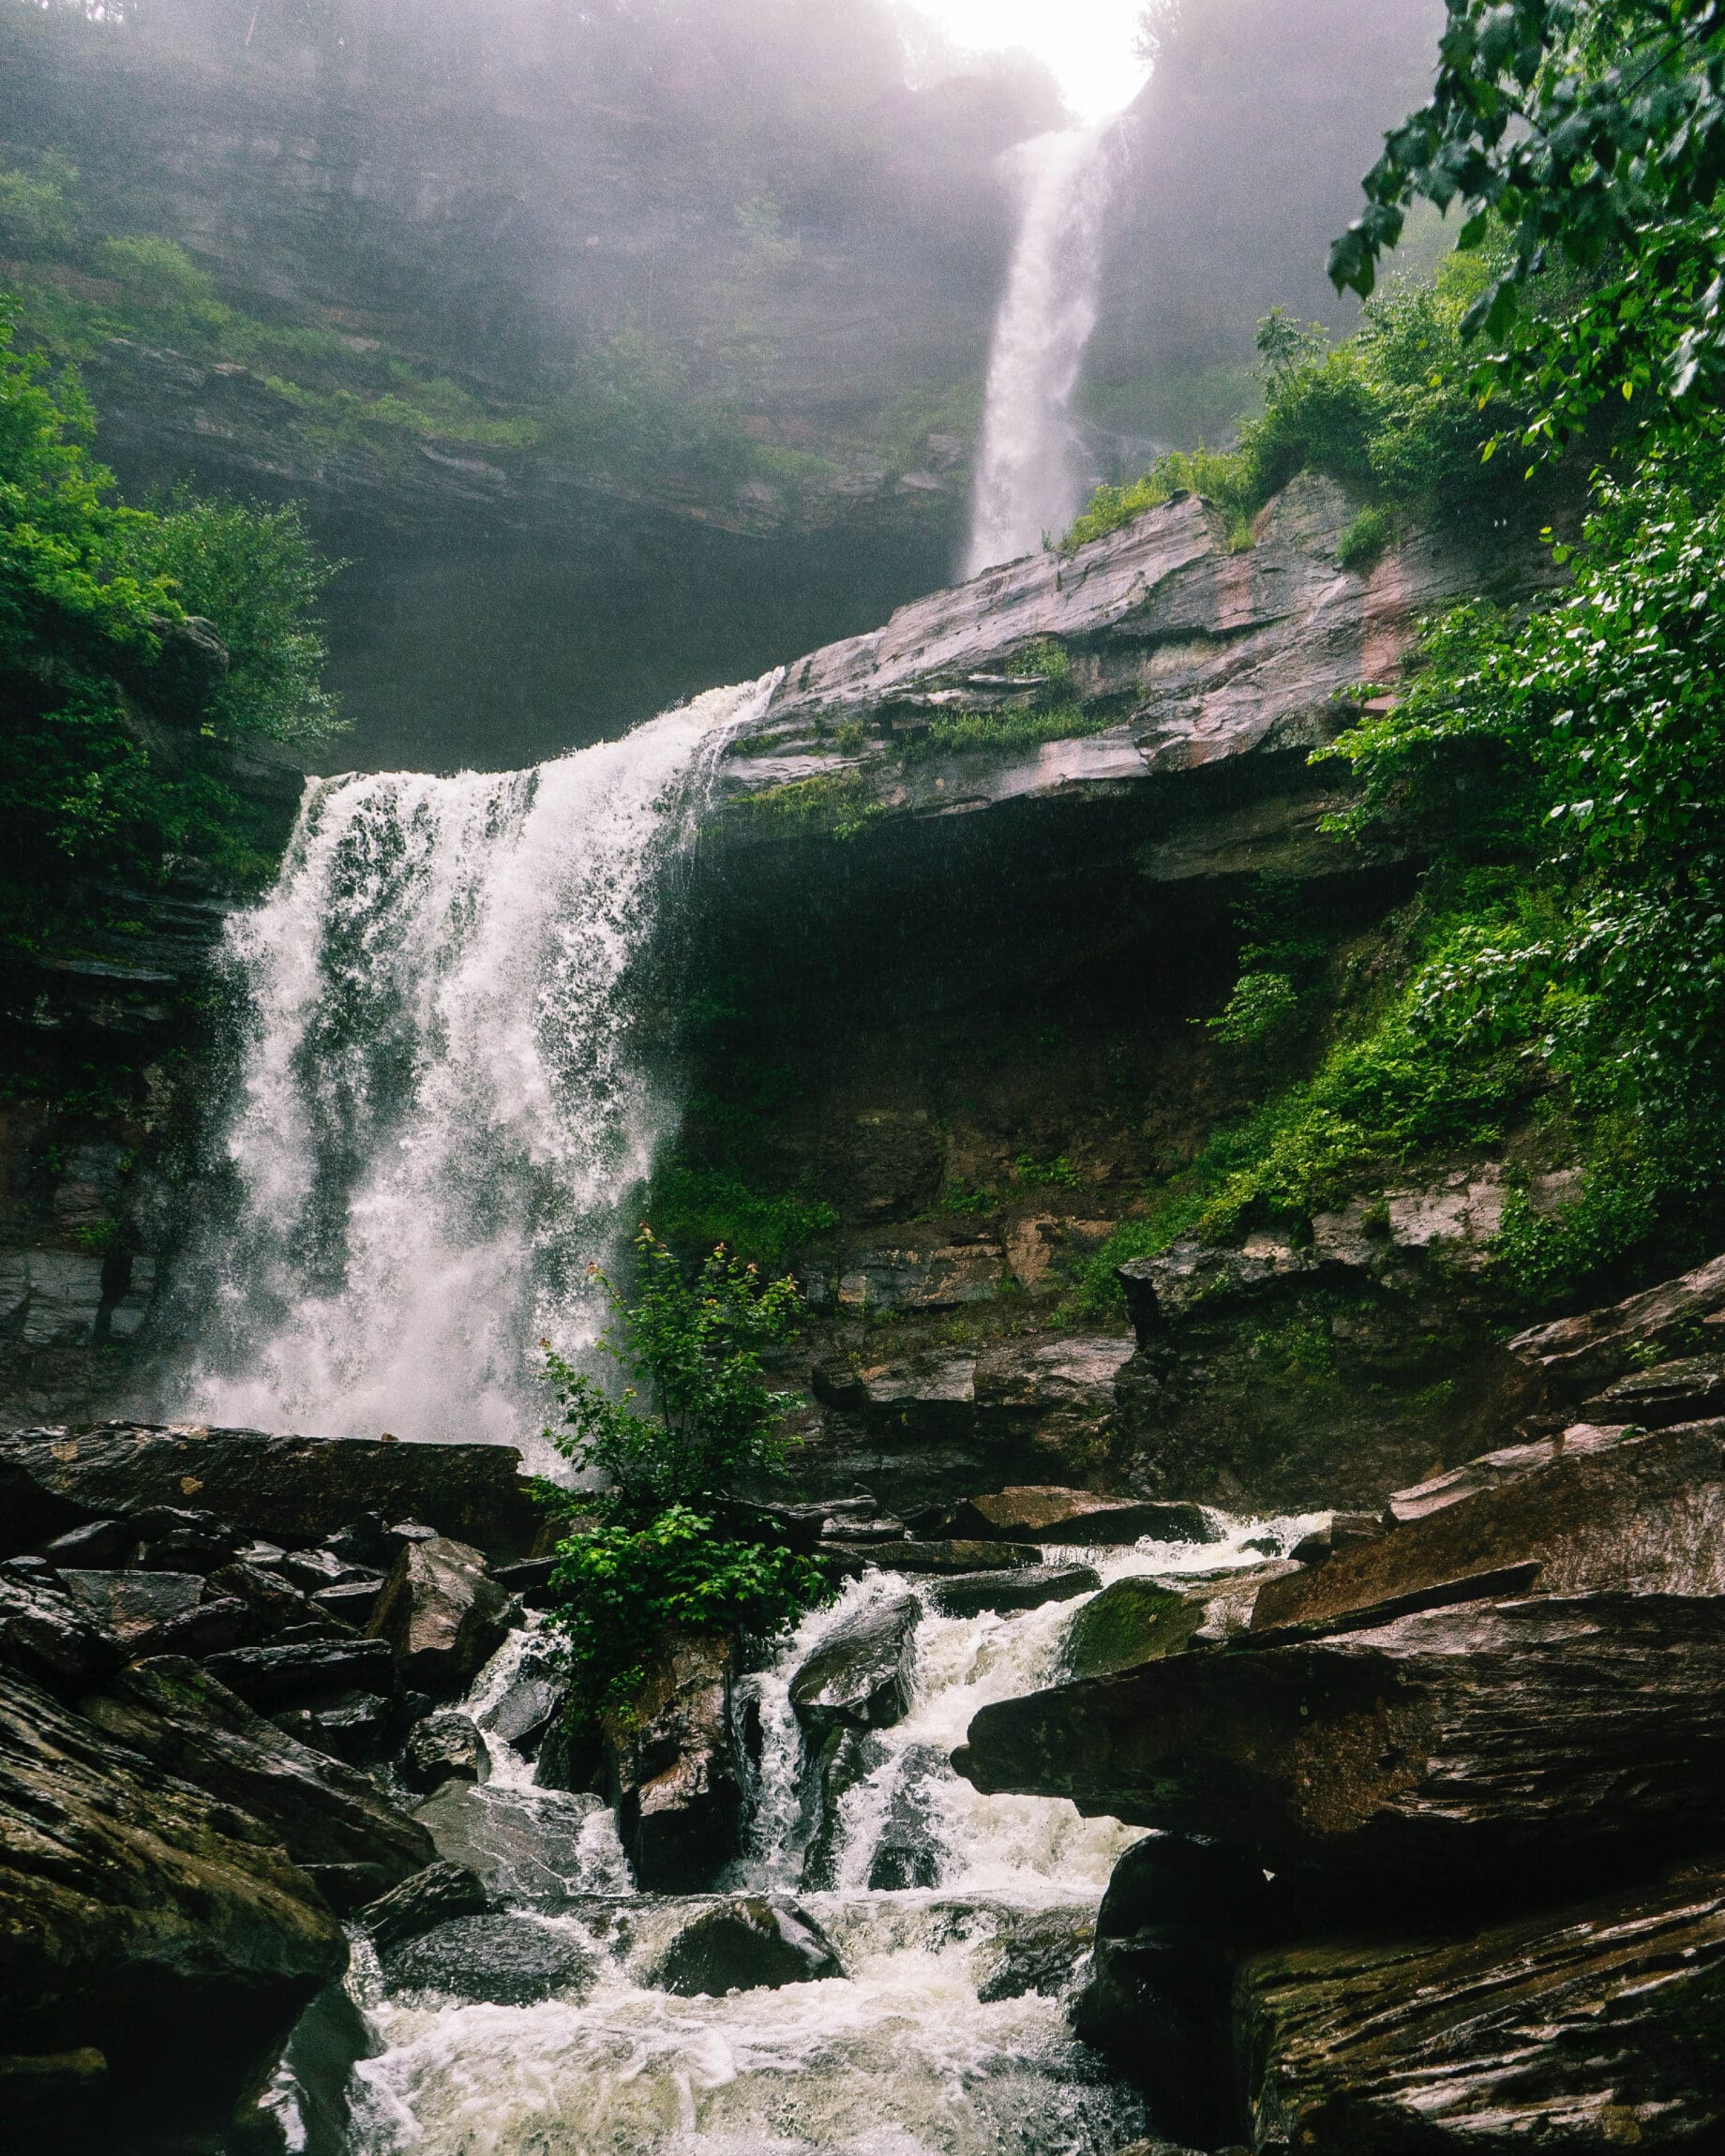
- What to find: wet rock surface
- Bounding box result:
[413,1780,607,1907]
[0,1663,345,2141]
[382,1912,599,2006]
[605,1630,745,1892]
[927,1563,1102,1617]
[789,1594,918,1742]
[943,1487,1216,1546]
[402,1708,490,1793]
[357,1859,492,1956]
[0,1423,539,1559]
[78,1656,434,1885]
[1238,1857,1725,2151]
[649,1896,844,1995]
[368,1534,518,1692]
[880,1538,1043,1576]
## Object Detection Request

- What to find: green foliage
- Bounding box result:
[543,1228,804,1520]
[1208,969,1303,1047]
[540,1229,829,1723]
[0,300,339,938]
[547,330,750,487]
[1333,0,1725,434]
[732,768,885,840]
[546,1505,831,1725]
[0,155,76,257]
[117,491,342,750]
[646,1165,836,1268]
[1063,258,1538,556]
[1013,1152,1082,1190]
[1338,505,1396,574]
[910,699,1111,758]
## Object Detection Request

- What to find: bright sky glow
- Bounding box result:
[912,0,1149,122]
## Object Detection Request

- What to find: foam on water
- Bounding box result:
[170,677,774,1452]
[340,1514,1314,2153]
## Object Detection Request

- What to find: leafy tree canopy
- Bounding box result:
[1333,1,1725,440]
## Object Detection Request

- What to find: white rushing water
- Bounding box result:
[173,677,775,1449]
[965,121,1121,576]
[336,1517,1313,2156]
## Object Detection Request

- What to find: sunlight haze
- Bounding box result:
[911,0,1149,120]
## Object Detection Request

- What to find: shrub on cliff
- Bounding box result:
[540,1229,830,1723]
[0,300,340,943]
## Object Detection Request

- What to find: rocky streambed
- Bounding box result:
[6,1251,1725,2150]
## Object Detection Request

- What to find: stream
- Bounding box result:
[320,1517,1311,2156]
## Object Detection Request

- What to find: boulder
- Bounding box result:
[882,1539,1042,1576]
[356,1859,491,1954]
[648,1897,843,1995]
[367,1535,515,1692]
[926,1564,1101,1618]
[1059,1564,1300,1681]
[77,1657,433,1885]
[274,1691,392,1765]
[382,1912,597,2006]
[402,1709,490,1793]
[0,1665,344,2140]
[972,1904,1095,2003]
[133,1505,242,1573]
[313,1578,385,1627]
[788,1595,918,1743]
[41,1517,139,1567]
[604,1630,744,1892]
[0,1570,124,1695]
[1058,1578,1201,1679]
[1252,1417,1725,1638]
[413,1780,608,1906]
[1287,1511,1388,1565]
[479,1669,563,1753]
[202,1638,395,1712]
[279,1548,382,1593]
[128,1595,257,1660]
[208,1558,329,1637]
[945,1487,1217,1546]
[261,1980,380,2156]
[534,1713,603,1795]
[1071,1835,1293,2146]
[959,1592,1725,1911]
[0,1424,539,1559]
[1238,1857,1725,2151]
[59,1567,205,1641]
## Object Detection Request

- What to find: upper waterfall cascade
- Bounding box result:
[173,677,775,1449]
[966,121,1121,577]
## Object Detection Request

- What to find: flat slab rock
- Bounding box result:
[1240,1856,1725,2151]
[0,1423,539,1558]
[926,1564,1101,1618]
[879,1539,1042,1576]
[1255,1416,1725,1637]
[957,1591,1725,1907]
[945,1487,1217,1546]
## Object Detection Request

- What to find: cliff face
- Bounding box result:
[674,477,1548,1512]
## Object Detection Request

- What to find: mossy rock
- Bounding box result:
[1058,1577,1200,1680]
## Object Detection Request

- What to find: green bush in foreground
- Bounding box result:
[539,1229,831,1724]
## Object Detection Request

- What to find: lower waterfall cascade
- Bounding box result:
[171,677,776,1453]
[316,1518,1314,2156]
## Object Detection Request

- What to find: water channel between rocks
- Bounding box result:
[325,1517,1313,2156]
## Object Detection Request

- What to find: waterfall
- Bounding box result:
[965,121,1120,577]
[332,1520,1312,2153]
[170,677,775,1451]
